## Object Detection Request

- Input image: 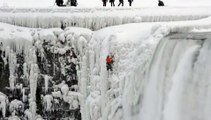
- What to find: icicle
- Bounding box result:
[23,62,29,84]
[0,93,8,118]
[61,84,69,96]
[5,46,10,59]
[78,36,87,55]
[43,94,53,112]
[80,55,88,120]
[29,99,37,120]
[32,48,37,64]
[1,101,6,118]
[29,56,39,120]
[44,75,49,93]
[24,109,33,120]
[22,88,26,102]
[9,75,15,90]
[9,51,17,75]
[29,64,38,101]
[8,50,17,90]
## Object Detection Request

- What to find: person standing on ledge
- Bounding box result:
[71,0,78,6]
[110,0,115,7]
[102,0,108,7]
[128,0,133,6]
[55,0,64,6]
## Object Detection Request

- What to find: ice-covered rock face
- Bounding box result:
[0,24,92,119]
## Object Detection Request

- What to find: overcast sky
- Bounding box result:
[0,0,211,7]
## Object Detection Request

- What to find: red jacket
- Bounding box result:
[106,56,112,63]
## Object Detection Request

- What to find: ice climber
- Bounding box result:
[56,0,64,6]
[110,0,115,7]
[158,0,165,6]
[118,0,124,6]
[102,0,108,7]
[106,55,114,71]
[128,0,133,6]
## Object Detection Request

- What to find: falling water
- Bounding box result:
[140,32,211,120]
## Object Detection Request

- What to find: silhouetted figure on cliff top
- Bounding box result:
[56,0,64,6]
[110,0,115,7]
[128,0,133,6]
[102,0,108,7]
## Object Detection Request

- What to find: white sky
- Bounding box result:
[0,0,211,7]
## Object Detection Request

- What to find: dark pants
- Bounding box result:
[118,1,124,6]
[129,1,132,6]
[106,63,113,71]
[103,2,107,6]
[56,2,66,7]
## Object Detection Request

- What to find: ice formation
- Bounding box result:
[43,94,53,112]
[9,99,24,113]
[0,7,211,30]
[0,92,8,118]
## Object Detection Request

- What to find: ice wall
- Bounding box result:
[0,23,93,119]
[0,7,211,30]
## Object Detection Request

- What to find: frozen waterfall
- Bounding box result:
[1,12,211,120]
[140,32,211,120]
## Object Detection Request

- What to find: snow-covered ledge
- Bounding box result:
[0,7,211,30]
